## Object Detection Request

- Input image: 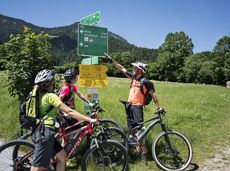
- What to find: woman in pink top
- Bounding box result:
[58,69,95,167]
[59,69,94,109]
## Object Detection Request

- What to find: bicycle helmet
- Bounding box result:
[34,69,55,87]
[131,62,148,73]
[64,69,76,83]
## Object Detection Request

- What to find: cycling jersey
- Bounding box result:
[59,84,78,108]
[126,71,155,105]
[39,93,62,128]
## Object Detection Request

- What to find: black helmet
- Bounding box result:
[64,69,76,83]
[34,69,55,87]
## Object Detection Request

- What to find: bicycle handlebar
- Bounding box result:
[87,105,105,118]
[154,108,166,115]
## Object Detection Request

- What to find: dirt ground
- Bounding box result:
[198,145,230,171]
[1,139,230,170]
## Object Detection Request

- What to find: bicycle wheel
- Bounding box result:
[99,119,123,130]
[82,140,128,171]
[152,130,193,171]
[91,127,129,150]
[11,131,33,162]
[0,140,34,171]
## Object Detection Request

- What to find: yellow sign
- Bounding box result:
[78,64,108,87]
[78,79,107,87]
[79,64,108,73]
[79,73,107,79]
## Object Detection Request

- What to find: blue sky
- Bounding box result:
[0,0,229,52]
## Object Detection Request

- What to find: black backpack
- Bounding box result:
[139,78,152,106]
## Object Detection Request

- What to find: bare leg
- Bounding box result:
[30,166,48,171]
[55,149,67,171]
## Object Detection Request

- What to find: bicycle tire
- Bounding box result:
[0,140,34,171]
[99,119,123,130]
[11,131,34,161]
[82,140,129,171]
[91,127,129,150]
[152,130,193,171]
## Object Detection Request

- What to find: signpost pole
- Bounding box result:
[77,11,109,111]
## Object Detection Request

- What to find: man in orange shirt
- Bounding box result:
[105,54,163,160]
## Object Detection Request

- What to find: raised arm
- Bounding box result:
[104,53,127,74]
[112,59,127,73]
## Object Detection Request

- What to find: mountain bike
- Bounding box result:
[19,105,123,141]
[120,100,193,171]
[0,119,129,171]
[10,106,128,170]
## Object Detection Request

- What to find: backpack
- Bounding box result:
[19,85,53,130]
[139,78,152,106]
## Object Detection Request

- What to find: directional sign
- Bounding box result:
[78,64,108,87]
[77,24,108,57]
[79,64,108,73]
[78,79,107,88]
[80,11,101,25]
[81,56,99,64]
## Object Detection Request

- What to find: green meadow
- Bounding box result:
[1,71,230,170]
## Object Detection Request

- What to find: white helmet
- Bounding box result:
[131,62,148,73]
[34,69,55,87]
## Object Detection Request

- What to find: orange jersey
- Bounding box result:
[128,79,147,105]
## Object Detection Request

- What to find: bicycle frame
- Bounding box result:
[55,120,94,159]
[134,113,167,143]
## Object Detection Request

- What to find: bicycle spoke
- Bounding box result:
[82,140,128,171]
[0,140,34,171]
[152,131,192,171]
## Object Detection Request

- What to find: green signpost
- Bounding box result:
[80,11,101,25]
[77,24,108,56]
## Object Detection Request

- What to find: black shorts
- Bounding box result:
[127,105,144,130]
[32,126,63,168]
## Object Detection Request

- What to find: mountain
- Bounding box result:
[0,14,156,65]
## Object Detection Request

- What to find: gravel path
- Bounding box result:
[1,139,230,170]
[199,146,230,171]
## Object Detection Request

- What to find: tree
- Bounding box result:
[106,52,133,77]
[0,43,7,70]
[4,26,54,100]
[213,36,230,55]
[213,36,230,84]
[180,53,207,83]
[154,32,194,81]
[198,61,217,84]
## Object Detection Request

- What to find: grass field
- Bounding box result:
[0,72,230,170]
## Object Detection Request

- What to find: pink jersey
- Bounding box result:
[59,84,78,107]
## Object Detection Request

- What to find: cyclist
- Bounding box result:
[59,68,94,111]
[31,69,97,171]
[58,68,94,167]
[105,54,163,160]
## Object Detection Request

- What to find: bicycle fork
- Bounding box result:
[160,121,178,156]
